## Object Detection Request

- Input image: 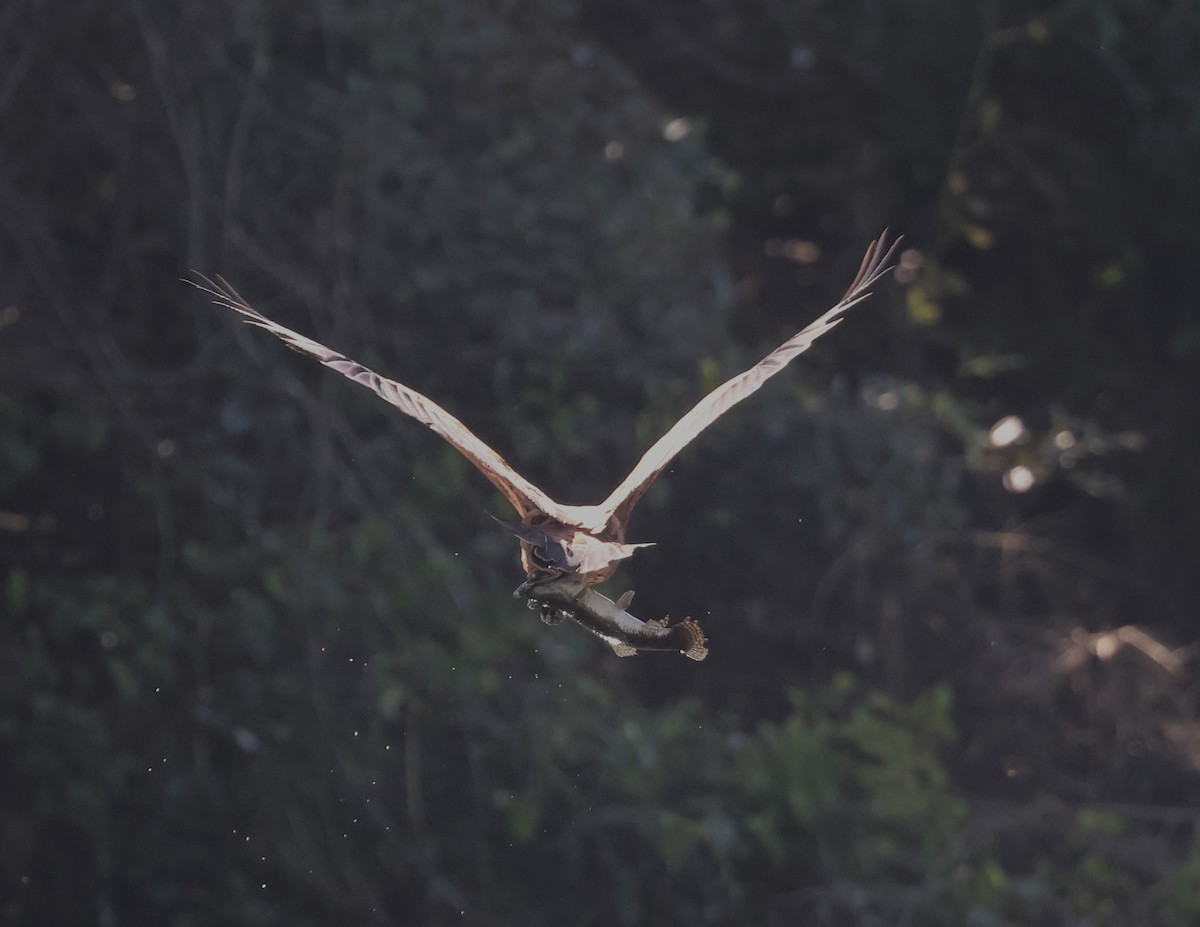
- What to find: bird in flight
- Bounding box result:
[193,232,897,658]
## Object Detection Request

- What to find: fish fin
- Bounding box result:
[676,618,709,662]
[615,590,635,610]
[610,641,639,658]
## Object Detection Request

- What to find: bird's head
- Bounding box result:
[486,512,570,571]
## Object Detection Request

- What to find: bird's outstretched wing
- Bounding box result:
[190,275,572,522]
[593,232,901,530]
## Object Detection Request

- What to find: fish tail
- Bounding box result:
[676,618,709,662]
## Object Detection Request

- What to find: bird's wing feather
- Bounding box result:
[593,232,900,530]
[191,275,570,521]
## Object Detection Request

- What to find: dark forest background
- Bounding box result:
[4,0,1200,924]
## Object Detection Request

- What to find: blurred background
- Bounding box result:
[3,0,1200,924]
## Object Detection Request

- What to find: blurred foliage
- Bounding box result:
[4,0,1200,924]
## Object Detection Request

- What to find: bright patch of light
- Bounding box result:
[1094,633,1118,660]
[603,140,624,161]
[763,238,820,264]
[989,415,1026,448]
[1003,465,1035,493]
[1053,430,1076,450]
[895,248,924,284]
[662,118,690,142]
